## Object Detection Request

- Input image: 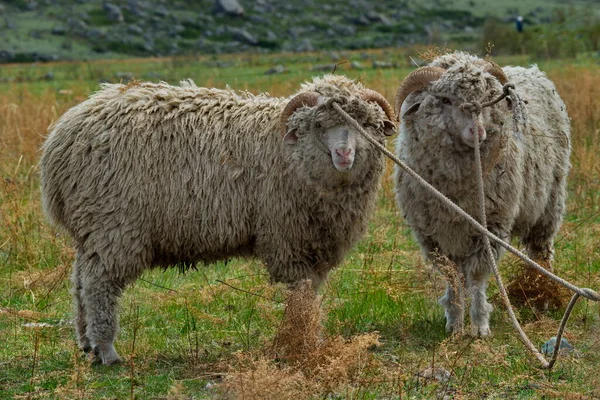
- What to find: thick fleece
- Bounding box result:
[40,75,390,364]
[394,52,571,336]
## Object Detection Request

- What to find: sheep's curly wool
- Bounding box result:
[394,52,571,335]
[40,74,390,364]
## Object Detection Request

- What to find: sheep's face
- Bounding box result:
[401,65,504,150]
[403,92,492,149]
[283,100,389,186]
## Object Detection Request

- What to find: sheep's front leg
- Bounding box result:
[438,275,465,335]
[466,269,493,337]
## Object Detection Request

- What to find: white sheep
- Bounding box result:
[39,75,395,365]
[393,52,571,336]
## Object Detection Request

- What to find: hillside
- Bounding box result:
[0,0,598,62]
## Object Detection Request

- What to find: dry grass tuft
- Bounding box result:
[272,280,323,360]
[505,260,571,313]
[220,280,381,398]
[418,46,453,62]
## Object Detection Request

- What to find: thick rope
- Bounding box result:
[331,96,600,369]
[472,119,550,368]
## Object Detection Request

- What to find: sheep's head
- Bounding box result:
[281,89,395,177]
[395,54,508,149]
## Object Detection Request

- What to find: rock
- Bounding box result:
[0,50,14,62]
[127,24,144,35]
[417,367,451,384]
[155,5,169,17]
[372,60,394,68]
[264,64,286,75]
[68,18,88,33]
[104,3,124,23]
[85,29,105,41]
[541,337,574,355]
[296,38,314,52]
[51,26,67,36]
[350,61,364,69]
[366,11,392,25]
[115,72,135,82]
[231,28,258,46]
[0,4,5,14]
[311,64,335,72]
[351,15,370,26]
[42,72,55,81]
[215,0,244,16]
[27,1,38,11]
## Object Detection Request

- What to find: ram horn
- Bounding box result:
[359,89,396,123]
[280,92,321,135]
[484,61,508,85]
[394,66,446,120]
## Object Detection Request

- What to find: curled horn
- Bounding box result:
[394,66,446,120]
[484,61,508,85]
[280,92,321,135]
[359,89,396,123]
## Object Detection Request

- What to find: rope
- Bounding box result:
[331,89,600,369]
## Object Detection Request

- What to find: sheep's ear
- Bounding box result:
[383,120,397,136]
[283,129,298,144]
[402,102,421,121]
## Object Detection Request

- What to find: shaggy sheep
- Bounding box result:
[393,52,571,336]
[39,75,395,365]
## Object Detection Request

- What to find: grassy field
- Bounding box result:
[1,48,599,399]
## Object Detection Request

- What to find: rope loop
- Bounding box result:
[323,97,347,108]
[502,83,516,97]
[460,101,482,116]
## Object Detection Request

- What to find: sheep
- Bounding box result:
[39,74,396,365]
[393,52,571,337]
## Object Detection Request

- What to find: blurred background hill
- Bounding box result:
[0,0,599,63]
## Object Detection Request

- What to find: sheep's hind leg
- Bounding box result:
[71,251,91,353]
[79,253,125,365]
[438,277,465,335]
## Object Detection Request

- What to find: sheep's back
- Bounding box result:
[40,83,286,268]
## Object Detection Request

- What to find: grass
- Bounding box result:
[1,48,600,399]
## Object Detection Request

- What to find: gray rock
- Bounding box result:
[0,4,5,14]
[104,3,124,23]
[27,1,38,11]
[155,5,169,17]
[215,0,244,16]
[128,24,144,35]
[68,18,88,32]
[231,28,258,45]
[0,50,14,62]
[366,11,392,25]
[296,38,314,52]
[372,60,394,68]
[51,26,67,36]
[264,64,286,75]
[541,337,574,355]
[351,15,370,26]
[266,30,278,42]
[311,64,335,72]
[350,61,364,69]
[85,29,105,41]
[115,71,135,82]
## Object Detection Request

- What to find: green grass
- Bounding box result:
[1,49,600,399]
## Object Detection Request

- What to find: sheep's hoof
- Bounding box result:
[471,324,491,338]
[446,322,465,337]
[92,345,123,365]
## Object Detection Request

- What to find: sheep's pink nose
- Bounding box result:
[336,148,352,157]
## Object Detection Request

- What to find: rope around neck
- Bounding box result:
[331,94,599,370]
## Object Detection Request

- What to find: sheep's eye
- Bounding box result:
[441,97,451,105]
